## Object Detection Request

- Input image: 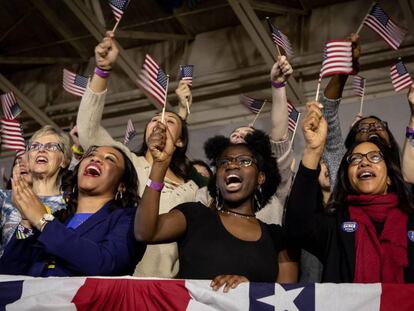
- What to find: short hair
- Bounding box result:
[204,130,281,212]
[29,125,72,167]
[190,159,213,179]
[327,137,414,215]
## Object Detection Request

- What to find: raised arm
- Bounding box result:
[134,121,187,243]
[176,80,193,120]
[402,85,414,183]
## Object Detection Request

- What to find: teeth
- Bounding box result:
[36,156,48,163]
[86,164,101,176]
[226,174,241,185]
[359,171,373,178]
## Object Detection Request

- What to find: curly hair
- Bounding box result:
[56,146,139,223]
[327,137,414,215]
[344,115,400,166]
[204,130,281,212]
[135,110,192,181]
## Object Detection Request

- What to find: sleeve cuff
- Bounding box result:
[270,137,290,159]
[299,161,321,180]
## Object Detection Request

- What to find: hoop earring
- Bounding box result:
[216,187,223,211]
[115,191,123,201]
[254,185,263,211]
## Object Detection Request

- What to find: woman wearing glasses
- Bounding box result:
[135,123,289,291]
[0,126,71,257]
[285,101,414,283]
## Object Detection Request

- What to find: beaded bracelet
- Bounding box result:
[94,67,111,78]
[271,81,286,88]
[146,178,165,192]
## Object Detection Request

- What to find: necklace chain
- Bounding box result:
[219,209,256,219]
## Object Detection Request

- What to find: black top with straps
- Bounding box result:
[174,202,284,282]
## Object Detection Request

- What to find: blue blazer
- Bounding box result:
[0,201,146,277]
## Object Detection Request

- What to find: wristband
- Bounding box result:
[71,144,84,155]
[146,178,164,192]
[94,67,111,78]
[406,126,414,138]
[271,81,286,88]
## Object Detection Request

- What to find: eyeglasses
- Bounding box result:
[27,142,63,153]
[216,155,257,168]
[346,150,384,165]
[356,121,387,134]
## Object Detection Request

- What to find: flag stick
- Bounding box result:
[112,19,121,33]
[185,98,190,115]
[290,112,301,148]
[355,1,376,35]
[250,100,267,127]
[359,93,365,115]
[315,78,322,101]
[161,75,170,123]
[265,17,281,57]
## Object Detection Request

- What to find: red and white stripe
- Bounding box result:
[0,92,19,119]
[62,69,87,97]
[390,64,413,92]
[320,40,353,78]
[0,118,25,151]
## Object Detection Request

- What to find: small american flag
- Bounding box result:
[320,40,354,78]
[240,95,266,114]
[109,0,130,23]
[63,69,88,97]
[179,65,194,86]
[266,19,294,59]
[0,119,25,151]
[364,3,407,50]
[287,101,300,133]
[353,75,366,97]
[138,54,169,109]
[0,92,22,120]
[123,119,136,145]
[390,59,413,92]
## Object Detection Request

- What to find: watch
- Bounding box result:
[35,213,55,232]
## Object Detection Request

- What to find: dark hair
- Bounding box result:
[327,137,414,215]
[136,111,191,181]
[344,115,400,166]
[56,146,139,223]
[190,159,213,179]
[204,130,281,212]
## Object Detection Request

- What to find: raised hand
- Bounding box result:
[302,101,327,153]
[176,80,192,108]
[210,275,248,293]
[12,177,47,226]
[95,31,119,70]
[147,122,175,164]
[270,55,293,83]
[349,33,361,74]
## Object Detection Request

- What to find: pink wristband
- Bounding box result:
[94,67,111,78]
[146,178,164,192]
[271,81,286,88]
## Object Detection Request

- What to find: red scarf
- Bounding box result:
[347,193,408,283]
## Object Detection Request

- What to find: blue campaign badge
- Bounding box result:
[407,231,414,242]
[342,222,358,233]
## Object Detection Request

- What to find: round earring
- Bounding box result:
[115,191,123,201]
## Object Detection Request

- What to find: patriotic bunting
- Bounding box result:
[320,40,354,78]
[0,92,22,120]
[109,0,130,23]
[390,59,412,92]
[0,119,25,151]
[63,69,88,97]
[123,119,136,145]
[266,19,294,59]
[363,2,407,50]
[137,54,169,109]
[179,65,194,86]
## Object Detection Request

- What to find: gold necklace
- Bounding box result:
[219,209,256,219]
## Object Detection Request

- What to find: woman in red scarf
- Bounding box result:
[285,101,414,283]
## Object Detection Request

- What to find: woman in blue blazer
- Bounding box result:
[0,145,145,277]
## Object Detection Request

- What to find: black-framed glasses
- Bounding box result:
[27,142,63,153]
[356,121,388,134]
[216,155,257,168]
[346,150,384,165]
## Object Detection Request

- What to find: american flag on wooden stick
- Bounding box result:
[353,75,366,97]
[266,19,294,59]
[138,54,169,109]
[109,0,130,23]
[0,92,22,120]
[320,40,354,78]
[0,119,25,151]
[390,59,412,92]
[364,3,407,50]
[287,101,300,133]
[63,69,88,97]
[180,65,194,86]
[240,95,266,114]
[123,119,136,145]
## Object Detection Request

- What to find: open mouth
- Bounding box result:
[84,163,102,177]
[225,174,242,191]
[357,170,376,180]
[35,156,48,164]
[368,133,379,139]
